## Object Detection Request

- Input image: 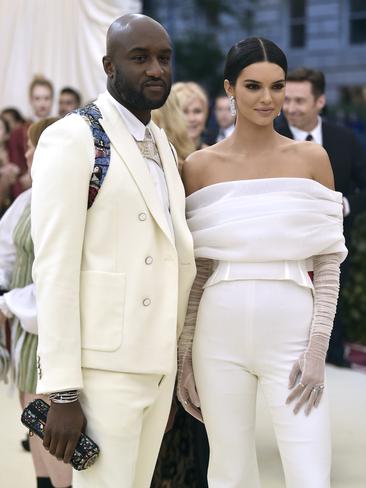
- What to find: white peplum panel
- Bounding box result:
[205,260,314,289]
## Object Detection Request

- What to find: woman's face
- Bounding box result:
[25,139,35,171]
[226,61,286,127]
[182,96,207,141]
[30,85,53,119]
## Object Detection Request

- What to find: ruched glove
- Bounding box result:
[177,258,212,421]
[287,253,342,415]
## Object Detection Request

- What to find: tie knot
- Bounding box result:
[144,127,153,141]
[135,127,162,168]
[305,133,313,141]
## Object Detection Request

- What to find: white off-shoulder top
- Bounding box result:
[186,178,348,289]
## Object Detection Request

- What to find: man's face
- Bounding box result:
[30,85,53,119]
[106,24,172,112]
[215,96,234,129]
[282,81,325,131]
[58,93,79,116]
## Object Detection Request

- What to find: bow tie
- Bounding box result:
[135,128,162,168]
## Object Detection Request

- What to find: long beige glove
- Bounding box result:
[287,253,342,415]
[177,258,212,421]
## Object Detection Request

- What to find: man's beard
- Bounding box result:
[115,68,171,110]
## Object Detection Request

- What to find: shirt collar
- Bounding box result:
[289,116,323,145]
[105,90,151,141]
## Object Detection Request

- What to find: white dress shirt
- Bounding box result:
[106,91,175,238]
[216,123,235,143]
[289,116,323,145]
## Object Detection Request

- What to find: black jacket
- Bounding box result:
[276,118,366,218]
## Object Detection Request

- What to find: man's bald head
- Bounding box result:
[106,14,170,58]
[102,14,173,124]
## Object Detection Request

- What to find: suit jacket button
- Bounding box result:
[143,298,151,307]
[139,212,147,221]
[145,256,153,265]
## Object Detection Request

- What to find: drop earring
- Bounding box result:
[229,96,236,117]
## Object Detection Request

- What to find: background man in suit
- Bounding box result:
[58,87,81,117]
[204,92,235,146]
[31,14,195,487]
[276,67,366,367]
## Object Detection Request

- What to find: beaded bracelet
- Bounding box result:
[49,390,79,404]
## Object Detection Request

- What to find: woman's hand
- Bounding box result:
[177,360,202,422]
[286,352,325,415]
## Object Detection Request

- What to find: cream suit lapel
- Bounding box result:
[150,123,193,263]
[95,93,175,246]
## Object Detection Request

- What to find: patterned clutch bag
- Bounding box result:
[21,398,100,471]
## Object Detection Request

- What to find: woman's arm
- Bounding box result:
[177,257,212,421]
[0,190,31,290]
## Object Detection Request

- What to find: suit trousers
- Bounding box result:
[73,365,176,488]
[192,279,331,488]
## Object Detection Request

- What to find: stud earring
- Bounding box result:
[229,96,236,117]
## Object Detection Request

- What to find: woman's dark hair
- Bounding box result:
[224,37,288,86]
[0,115,10,135]
[1,107,25,124]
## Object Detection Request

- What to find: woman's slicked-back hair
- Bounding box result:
[224,37,288,85]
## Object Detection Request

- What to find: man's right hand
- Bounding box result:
[43,400,87,463]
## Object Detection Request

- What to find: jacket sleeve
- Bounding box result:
[348,131,366,216]
[31,115,94,393]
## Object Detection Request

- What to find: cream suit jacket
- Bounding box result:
[31,92,196,394]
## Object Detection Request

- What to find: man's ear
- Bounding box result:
[102,56,114,78]
[316,94,326,112]
[224,79,234,98]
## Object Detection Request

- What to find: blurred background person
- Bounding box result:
[0,115,19,216]
[0,116,72,488]
[172,82,209,150]
[205,91,236,145]
[29,75,54,121]
[1,108,26,133]
[276,67,366,368]
[58,86,82,117]
[152,90,195,173]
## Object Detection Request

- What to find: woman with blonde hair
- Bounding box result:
[171,82,209,150]
[152,91,195,172]
[0,117,72,488]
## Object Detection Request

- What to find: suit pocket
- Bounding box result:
[80,271,126,352]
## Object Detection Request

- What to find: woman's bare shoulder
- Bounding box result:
[282,139,334,189]
[182,146,222,195]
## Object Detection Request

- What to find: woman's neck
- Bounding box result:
[231,115,278,153]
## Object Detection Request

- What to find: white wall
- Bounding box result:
[0,0,141,117]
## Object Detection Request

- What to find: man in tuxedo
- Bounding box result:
[31,14,195,487]
[276,67,366,367]
[203,92,235,146]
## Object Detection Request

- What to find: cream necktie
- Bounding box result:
[135,128,162,168]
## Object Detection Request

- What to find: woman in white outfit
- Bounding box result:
[177,38,347,488]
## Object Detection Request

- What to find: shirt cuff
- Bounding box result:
[0,296,13,318]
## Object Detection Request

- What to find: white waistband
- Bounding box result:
[204,260,314,290]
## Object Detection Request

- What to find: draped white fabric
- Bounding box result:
[186,178,348,265]
[0,0,141,116]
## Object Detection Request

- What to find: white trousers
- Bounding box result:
[73,366,176,488]
[193,279,331,488]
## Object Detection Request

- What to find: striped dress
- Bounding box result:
[10,202,37,393]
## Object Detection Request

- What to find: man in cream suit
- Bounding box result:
[31,14,195,488]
